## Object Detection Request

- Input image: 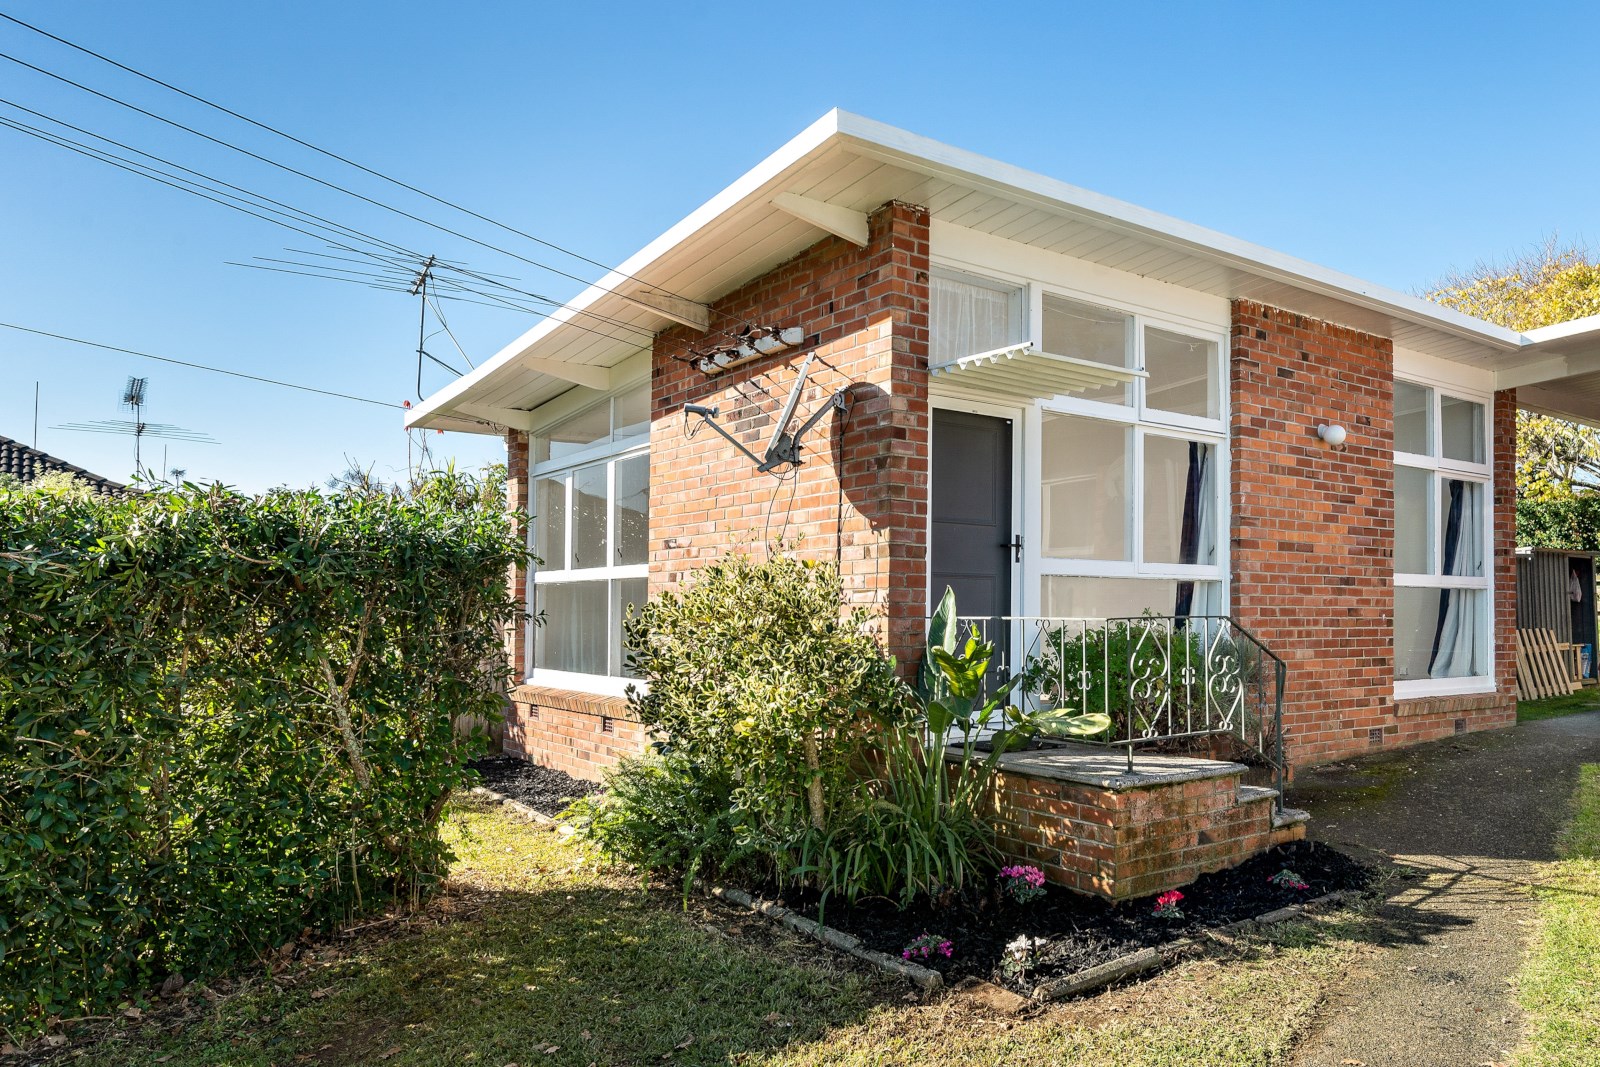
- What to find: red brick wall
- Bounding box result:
[502,686,645,783]
[987,766,1303,901]
[650,201,931,662]
[1230,301,1516,770]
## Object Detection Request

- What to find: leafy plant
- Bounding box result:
[999,864,1047,904]
[901,933,953,961]
[0,471,520,1030]
[559,751,759,900]
[797,590,1108,907]
[1152,889,1185,919]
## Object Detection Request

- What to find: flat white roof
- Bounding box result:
[409,109,1595,433]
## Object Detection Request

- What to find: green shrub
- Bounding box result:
[624,554,906,843]
[0,474,521,1029]
[561,751,760,898]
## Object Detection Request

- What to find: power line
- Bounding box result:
[0,322,402,408]
[0,107,663,351]
[0,9,722,311]
[0,43,755,348]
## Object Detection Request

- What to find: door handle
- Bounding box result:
[1003,535,1023,563]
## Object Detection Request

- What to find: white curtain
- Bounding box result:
[931,275,1015,362]
[1429,479,1484,677]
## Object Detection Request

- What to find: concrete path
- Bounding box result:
[1287,709,1600,1067]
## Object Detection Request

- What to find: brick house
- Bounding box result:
[410,110,1586,818]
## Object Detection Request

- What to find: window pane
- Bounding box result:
[1395,586,1486,680]
[533,476,567,570]
[614,384,651,440]
[1042,294,1131,406]
[1042,413,1128,560]
[1143,435,1216,566]
[1441,395,1485,464]
[570,463,608,569]
[615,453,649,565]
[1041,576,1222,619]
[1144,328,1218,419]
[1394,381,1431,455]
[614,577,648,678]
[1440,478,1485,577]
[535,581,608,675]
[930,274,1019,362]
[540,402,611,463]
[1395,465,1430,574]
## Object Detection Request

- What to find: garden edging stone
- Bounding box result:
[468,785,555,827]
[706,885,944,993]
[1031,887,1357,1001]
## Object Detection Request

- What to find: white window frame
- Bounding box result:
[926,266,1231,619]
[526,386,650,697]
[1393,376,1494,698]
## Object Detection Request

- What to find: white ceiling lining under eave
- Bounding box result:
[408,109,1534,434]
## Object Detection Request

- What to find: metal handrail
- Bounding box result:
[944,614,1288,811]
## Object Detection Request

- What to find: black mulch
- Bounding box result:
[759,839,1375,994]
[467,754,600,817]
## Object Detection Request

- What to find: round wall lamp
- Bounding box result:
[1317,424,1347,447]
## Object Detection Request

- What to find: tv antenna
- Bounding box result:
[54,376,217,473]
[683,354,848,473]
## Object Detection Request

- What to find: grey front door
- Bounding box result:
[931,409,1014,667]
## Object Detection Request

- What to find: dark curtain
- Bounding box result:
[1427,479,1465,674]
[1174,441,1209,620]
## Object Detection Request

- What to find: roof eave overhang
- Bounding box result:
[409,109,1541,433]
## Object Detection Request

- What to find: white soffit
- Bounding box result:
[408,109,1538,434]
[930,343,1145,403]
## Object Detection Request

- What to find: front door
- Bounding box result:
[930,408,1014,670]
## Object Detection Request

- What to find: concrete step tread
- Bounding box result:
[1272,806,1311,828]
[1235,784,1281,804]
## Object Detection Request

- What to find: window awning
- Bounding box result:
[929,342,1146,402]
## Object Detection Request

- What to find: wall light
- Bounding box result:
[1317,424,1347,447]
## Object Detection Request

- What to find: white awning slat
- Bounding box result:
[929,343,1145,402]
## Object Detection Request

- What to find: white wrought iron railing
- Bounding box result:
[950,614,1288,808]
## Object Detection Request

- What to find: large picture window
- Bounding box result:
[1393,380,1491,693]
[1033,295,1226,620]
[529,385,649,689]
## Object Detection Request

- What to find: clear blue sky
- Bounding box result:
[2,1,1595,491]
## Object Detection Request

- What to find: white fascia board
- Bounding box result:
[1522,313,1600,348]
[407,111,850,431]
[829,111,1527,353]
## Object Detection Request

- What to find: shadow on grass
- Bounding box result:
[64,877,894,1067]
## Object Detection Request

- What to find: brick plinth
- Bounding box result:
[985,762,1304,901]
[502,686,648,783]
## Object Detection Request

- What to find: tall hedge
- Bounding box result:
[1516,496,1600,551]
[0,475,522,1027]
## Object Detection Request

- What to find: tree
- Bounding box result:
[1427,241,1600,500]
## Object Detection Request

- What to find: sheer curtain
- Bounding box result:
[1429,479,1484,676]
[931,275,1017,362]
[1174,441,1214,618]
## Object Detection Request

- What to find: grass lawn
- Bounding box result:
[1517,692,1600,722]
[55,798,1389,1067]
[1515,764,1600,1067]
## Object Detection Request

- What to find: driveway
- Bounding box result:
[1286,709,1600,1067]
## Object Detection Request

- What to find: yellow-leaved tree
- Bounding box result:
[1427,242,1600,501]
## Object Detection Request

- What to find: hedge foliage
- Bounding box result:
[0,474,522,1028]
[1517,496,1600,551]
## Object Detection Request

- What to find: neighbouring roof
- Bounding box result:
[405,109,1600,434]
[0,434,127,494]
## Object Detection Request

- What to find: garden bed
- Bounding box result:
[467,755,599,816]
[748,839,1375,996]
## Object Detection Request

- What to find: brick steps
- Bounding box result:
[983,746,1307,901]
